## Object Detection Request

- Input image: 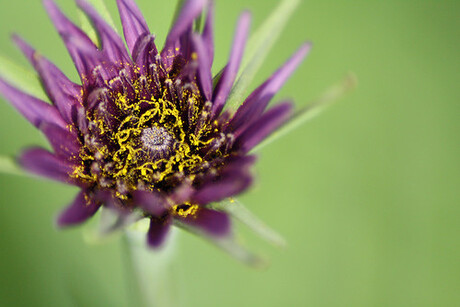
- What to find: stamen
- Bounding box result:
[119,69,136,99]
[165,79,177,104]
[194,101,212,135]
[174,79,184,102]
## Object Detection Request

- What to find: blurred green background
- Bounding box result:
[0,0,458,306]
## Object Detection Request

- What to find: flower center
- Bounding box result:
[73,65,233,202]
[141,126,175,159]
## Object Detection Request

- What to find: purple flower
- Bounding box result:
[0,0,310,248]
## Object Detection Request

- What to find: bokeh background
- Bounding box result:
[0,0,458,306]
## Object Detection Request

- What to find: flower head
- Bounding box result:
[0,0,310,248]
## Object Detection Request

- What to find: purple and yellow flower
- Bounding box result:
[0,0,310,248]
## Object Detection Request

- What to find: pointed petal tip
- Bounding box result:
[303,40,313,48]
[147,217,171,248]
[211,9,252,114]
[56,214,75,229]
[55,191,101,228]
[294,41,313,63]
[42,0,57,11]
[300,41,313,54]
[0,78,67,128]
[116,0,150,54]
[239,10,252,22]
[237,101,294,153]
[10,34,35,60]
[164,0,208,48]
[236,10,252,34]
[10,33,20,42]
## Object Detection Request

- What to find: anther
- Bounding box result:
[164,79,177,103]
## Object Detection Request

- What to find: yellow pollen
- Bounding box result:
[172,203,199,218]
[72,65,224,201]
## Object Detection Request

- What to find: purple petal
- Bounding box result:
[192,168,253,205]
[10,34,34,60]
[192,34,212,101]
[181,208,231,237]
[116,0,150,55]
[132,190,168,217]
[222,154,257,172]
[0,78,66,128]
[13,35,83,124]
[43,0,98,77]
[176,60,198,84]
[235,101,293,153]
[76,0,131,64]
[147,217,171,248]
[230,42,311,130]
[35,56,82,124]
[161,0,206,69]
[164,0,206,49]
[212,12,251,116]
[19,147,76,183]
[202,0,215,64]
[57,190,101,227]
[169,181,195,204]
[132,33,158,74]
[40,122,81,159]
[66,36,119,84]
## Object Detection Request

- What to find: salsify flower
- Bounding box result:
[0,0,311,249]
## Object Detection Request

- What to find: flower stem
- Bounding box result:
[122,228,180,307]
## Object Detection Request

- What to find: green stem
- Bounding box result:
[122,228,180,307]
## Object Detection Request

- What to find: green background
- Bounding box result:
[0,0,458,306]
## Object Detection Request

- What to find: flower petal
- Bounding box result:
[202,0,215,64]
[57,190,101,227]
[170,180,195,204]
[230,42,311,130]
[192,167,253,204]
[132,33,158,74]
[0,78,66,128]
[252,73,357,152]
[132,190,168,217]
[76,0,131,64]
[43,0,98,77]
[116,0,150,55]
[66,35,119,84]
[235,101,293,153]
[40,122,81,159]
[192,33,212,101]
[35,55,83,124]
[161,0,206,69]
[164,0,206,49]
[12,34,83,124]
[147,217,171,248]
[19,147,76,183]
[212,12,251,116]
[224,0,301,111]
[181,208,231,237]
